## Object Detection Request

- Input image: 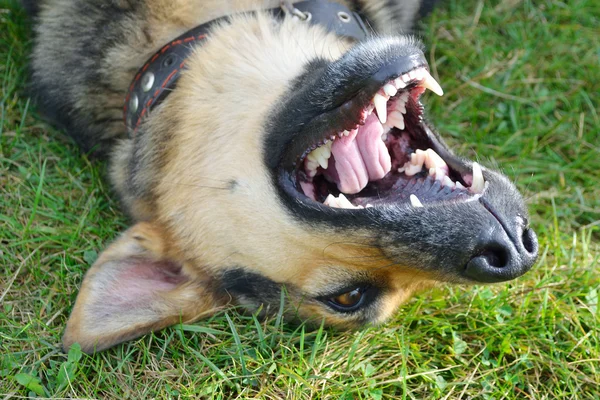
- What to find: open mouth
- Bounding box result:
[292,66,487,210]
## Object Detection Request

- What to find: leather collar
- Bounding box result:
[124,0,369,135]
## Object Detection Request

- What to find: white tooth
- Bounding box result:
[397,166,405,173]
[383,83,397,97]
[435,167,445,181]
[410,194,424,208]
[424,149,447,170]
[396,95,407,114]
[394,78,406,89]
[324,194,338,208]
[316,147,329,169]
[401,73,411,83]
[337,193,355,209]
[455,181,466,190]
[309,146,328,170]
[373,93,388,124]
[443,176,454,187]
[388,110,405,130]
[414,149,426,167]
[322,142,332,158]
[306,159,319,177]
[408,71,417,81]
[307,150,318,163]
[429,167,436,176]
[366,204,373,208]
[342,130,349,137]
[404,163,423,176]
[420,70,444,96]
[414,68,425,80]
[471,162,485,194]
[381,132,388,141]
[317,154,328,169]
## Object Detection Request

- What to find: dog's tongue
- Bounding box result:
[324,113,391,194]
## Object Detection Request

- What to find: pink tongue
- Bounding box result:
[326,113,391,194]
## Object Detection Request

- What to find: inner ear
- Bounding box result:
[63,222,228,353]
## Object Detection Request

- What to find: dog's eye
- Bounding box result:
[328,287,366,311]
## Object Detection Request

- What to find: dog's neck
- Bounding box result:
[123,0,369,136]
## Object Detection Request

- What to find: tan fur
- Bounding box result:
[31,0,454,351]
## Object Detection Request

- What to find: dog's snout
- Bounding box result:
[463,219,538,283]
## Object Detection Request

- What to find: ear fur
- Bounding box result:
[63,222,227,353]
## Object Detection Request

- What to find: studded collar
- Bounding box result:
[123,0,369,136]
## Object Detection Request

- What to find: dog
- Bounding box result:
[25,0,539,354]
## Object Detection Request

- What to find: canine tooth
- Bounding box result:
[394,77,407,89]
[383,83,397,97]
[373,93,388,124]
[420,70,444,96]
[410,194,424,208]
[470,162,485,193]
[455,181,466,190]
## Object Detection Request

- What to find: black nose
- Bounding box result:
[464,224,538,283]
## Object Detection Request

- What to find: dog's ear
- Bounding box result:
[62,222,226,353]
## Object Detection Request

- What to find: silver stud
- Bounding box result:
[141,72,155,92]
[129,94,138,112]
[337,11,351,23]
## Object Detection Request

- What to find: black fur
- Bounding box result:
[265,38,538,283]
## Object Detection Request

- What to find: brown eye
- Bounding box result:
[329,287,364,309]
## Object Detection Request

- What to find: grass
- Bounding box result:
[1,0,598,398]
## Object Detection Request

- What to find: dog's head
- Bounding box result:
[63,10,538,353]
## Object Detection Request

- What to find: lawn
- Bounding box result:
[1,0,598,398]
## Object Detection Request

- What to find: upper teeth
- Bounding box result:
[306,141,332,172]
[372,67,443,125]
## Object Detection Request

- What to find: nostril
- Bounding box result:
[464,243,514,283]
[479,248,508,269]
[521,227,536,254]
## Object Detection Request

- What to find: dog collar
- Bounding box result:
[124,1,369,135]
